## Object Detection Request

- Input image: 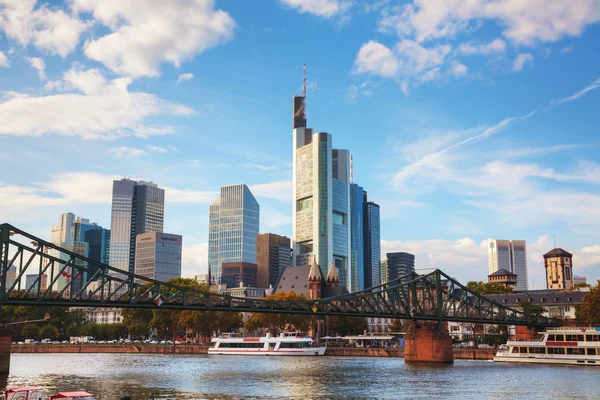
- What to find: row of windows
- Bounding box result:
[280,342,310,348]
[513,347,597,355]
[548,334,599,342]
[219,342,264,348]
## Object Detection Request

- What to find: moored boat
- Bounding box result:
[3,387,96,400]
[494,327,600,366]
[208,332,326,356]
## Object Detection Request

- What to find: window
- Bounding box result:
[280,342,309,349]
[297,198,313,211]
[529,347,545,354]
[587,348,597,356]
[333,212,346,226]
[547,347,565,355]
[554,335,565,342]
[566,348,585,355]
[519,347,528,354]
[587,334,600,341]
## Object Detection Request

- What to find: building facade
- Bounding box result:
[24,274,47,294]
[208,184,260,284]
[544,248,574,290]
[84,227,111,265]
[487,268,517,288]
[134,232,182,282]
[385,252,415,282]
[573,275,587,286]
[349,183,365,292]
[221,262,258,288]
[86,307,123,324]
[488,239,528,291]
[256,233,291,289]
[380,258,388,284]
[109,179,165,276]
[363,199,381,288]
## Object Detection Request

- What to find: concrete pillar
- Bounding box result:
[404,322,453,363]
[0,329,11,375]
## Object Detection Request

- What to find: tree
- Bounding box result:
[519,301,545,317]
[39,324,59,340]
[388,319,407,333]
[327,316,368,336]
[22,324,40,339]
[245,292,313,335]
[576,280,600,325]
[571,282,591,290]
[466,281,514,296]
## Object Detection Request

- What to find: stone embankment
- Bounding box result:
[12,344,495,359]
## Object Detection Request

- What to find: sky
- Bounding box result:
[1,0,600,289]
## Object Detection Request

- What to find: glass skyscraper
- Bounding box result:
[135,232,182,282]
[208,184,260,284]
[349,183,364,292]
[109,178,165,276]
[363,199,381,288]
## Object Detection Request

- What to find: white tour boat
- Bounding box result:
[494,327,600,366]
[208,332,326,356]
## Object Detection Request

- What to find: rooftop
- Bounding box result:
[544,248,573,258]
[488,268,517,277]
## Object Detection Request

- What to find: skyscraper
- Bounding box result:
[134,232,182,282]
[84,227,111,265]
[109,178,165,276]
[488,240,528,291]
[292,96,351,286]
[386,252,415,281]
[208,184,260,284]
[49,213,90,291]
[363,198,381,288]
[349,183,364,292]
[256,233,291,288]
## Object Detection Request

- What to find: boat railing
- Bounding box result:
[545,327,592,331]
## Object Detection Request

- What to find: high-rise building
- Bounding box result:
[363,198,381,288]
[109,178,165,276]
[488,240,528,291]
[134,232,182,282]
[49,213,90,291]
[573,275,587,286]
[24,274,47,294]
[544,248,573,290]
[349,183,364,292]
[292,97,351,287]
[208,184,260,284]
[4,262,16,290]
[385,252,415,282]
[256,233,291,288]
[221,262,258,288]
[380,258,388,284]
[84,227,111,265]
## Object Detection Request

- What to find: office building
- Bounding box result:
[109,178,165,276]
[84,227,111,265]
[291,95,351,288]
[349,183,364,292]
[363,198,381,288]
[134,232,182,282]
[24,274,47,294]
[380,258,388,284]
[49,213,91,291]
[256,233,291,288]
[488,240,528,291]
[221,262,258,288]
[4,262,16,290]
[208,184,260,284]
[544,248,573,290]
[385,252,415,282]
[573,275,587,286]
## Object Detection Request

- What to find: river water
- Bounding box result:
[4,354,599,399]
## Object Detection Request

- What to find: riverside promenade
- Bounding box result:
[11,344,495,359]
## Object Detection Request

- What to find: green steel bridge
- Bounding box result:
[0,224,559,328]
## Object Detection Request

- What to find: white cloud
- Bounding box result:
[354,40,399,78]
[0,65,194,139]
[74,0,235,78]
[244,163,277,171]
[459,38,506,55]
[0,0,90,57]
[176,72,194,86]
[26,56,46,79]
[512,53,533,71]
[346,79,377,103]
[280,0,351,19]
[0,51,9,68]
[550,77,600,105]
[108,146,147,159]
[182,242,208,277]
[450,61,467,76]
[146,145,167,153]
[261,207,293,231]
[164,187,218,203]
[188,160,203,168]
[250,180,292,202]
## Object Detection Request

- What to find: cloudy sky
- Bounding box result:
[1,0,599,287]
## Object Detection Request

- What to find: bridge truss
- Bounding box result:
[0,224,558,328]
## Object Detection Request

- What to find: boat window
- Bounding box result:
[219,342,264,348]
[528,347,545,354]
[547,347,566,355]
[280,342,309,349]
[586,334,599,342]
[566,348,585,355]
[577,335,584,342]
[587,348,597,356]
[547,335,555,341]
[519,347,528,354]
[511,347,519,353]
[554,335,564,342]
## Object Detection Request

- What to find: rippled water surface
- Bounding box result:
[4,353,599,399]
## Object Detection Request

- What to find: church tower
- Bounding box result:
[326,261,339,288]
[544,248,574,290]
[308,256,322,300]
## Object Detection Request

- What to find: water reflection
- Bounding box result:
[5,354,600,399]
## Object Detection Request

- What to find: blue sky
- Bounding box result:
[1,0,600,288]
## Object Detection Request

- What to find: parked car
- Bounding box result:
[478,344,493,349]
[61,340,69,344]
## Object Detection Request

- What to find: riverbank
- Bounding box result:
[11,344,495,359]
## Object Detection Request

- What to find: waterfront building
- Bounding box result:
[385,252,415,282]
[86,307,123,324]
[109,178,165,276]
[368,317,392,334]
[208,184,260,285]
[573,275,587,286]
[487,268,517,288]
[221,261,258,288]
[363,198,381,288]
[488,239,528,291]
[256,233,291,289]
[349,183,364,292]
[134,232,182,282]
[275,259,347,300]
[544,248,574,290]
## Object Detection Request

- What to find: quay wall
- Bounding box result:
[11,345,494,360]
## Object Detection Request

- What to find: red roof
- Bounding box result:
[5,386,43,393]
[50,392,95,399]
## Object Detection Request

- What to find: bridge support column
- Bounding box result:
[404,322,453,363]
[0,329,11,375]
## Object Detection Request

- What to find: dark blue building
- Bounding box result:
[363,195,381,289]
[350,183,365,292]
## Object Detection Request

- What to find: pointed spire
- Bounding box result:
[327,261,339,287]
[308,255,322,281]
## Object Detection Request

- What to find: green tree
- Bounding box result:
[519,301,545,317]
[466,281,514,296]
[571,282,592,290]
[576,280,600,325]
[388,319,407,333]
[326,316,368,336]
[245,292,313,335]
[22,324,40,339]
[39,324,59,340]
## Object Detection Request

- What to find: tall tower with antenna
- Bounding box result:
[292,62,307,129]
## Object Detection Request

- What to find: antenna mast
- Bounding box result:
[302,61,307,120]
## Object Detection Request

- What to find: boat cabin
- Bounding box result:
[50,392,96,400]
[5,386,45,400]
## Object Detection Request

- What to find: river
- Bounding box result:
[4,354,599,399]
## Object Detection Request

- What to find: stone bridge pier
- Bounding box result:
[404,321,453,363]
[0,328,11,375]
